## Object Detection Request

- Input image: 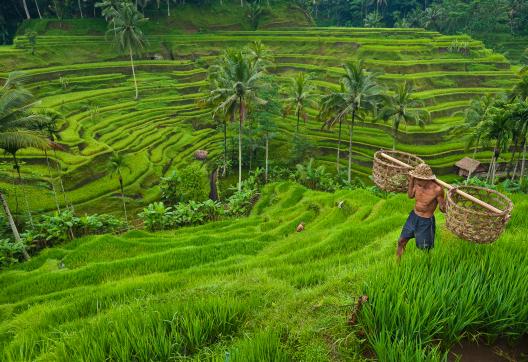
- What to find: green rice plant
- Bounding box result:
[358,240,528,360]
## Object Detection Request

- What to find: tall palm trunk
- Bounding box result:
[296,109,300,134]
[34,0,42,18]
[44,149,61,212]
[348,110,356,183]
[520,140,526,182]
[392,116,400,151]
[167,0,170,16]
[78,0,83,17]
[222,120,227,177]
[119,174,129,229]
[22,0,31,19]
[265,135,269,183]
[238,98,243,192]
[0,192,30,260]
[53,149,71,210]
[12,154,33,226]
[129,46,139,100]
[336,118,342,172]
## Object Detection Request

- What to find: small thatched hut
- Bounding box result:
[455,157,486,178]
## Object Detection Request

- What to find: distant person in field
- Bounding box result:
[397,163,446,259]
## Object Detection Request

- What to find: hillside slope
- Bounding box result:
[0,183,526,361]
[0,26,519,216]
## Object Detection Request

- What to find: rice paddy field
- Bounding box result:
[0,18,521,216]
[0,182,527,361]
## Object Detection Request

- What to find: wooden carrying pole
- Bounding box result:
[379,153,503,214]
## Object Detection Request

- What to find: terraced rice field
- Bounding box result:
[1,182,526,360]
[0,27,519,215]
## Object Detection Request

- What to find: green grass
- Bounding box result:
[0,182,526,360]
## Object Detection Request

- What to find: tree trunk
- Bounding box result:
[22,0,31,19]
[336,118,342,172]
[296,109,300,134]
[119,175,129,229]
[129,46,139,100]
[222,120,227,177]
[209,168,219,201]
[520,140,526,181]
[53,149,70,210]
[348,111,355,183]
[238,98,243,192]
[12,154,33,226]
[78,0,83,18]
[45,150,61,213]
[0,191,30,260]
[34,0,42,18]
[265,135,269,183]
[167,0,170,16]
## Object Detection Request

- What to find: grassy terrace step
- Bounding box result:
[0,27,518,215]
[0,183,525,360]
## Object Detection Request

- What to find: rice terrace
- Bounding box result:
[1,0,528,361]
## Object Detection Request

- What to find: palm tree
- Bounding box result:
[111,2,149,100]
[207,49,267,191]
[0,72,50,226]
[320,85,347,172]
[321,60,382,182]
[108,152,129,228]
[511,75,528,101]
[461,95,495,158]
[245,40,273,67]
[379,81,429,150]
[282,72,317,134]
[96,0,121,35]
[473,101,513,184]
[505,100,528,181]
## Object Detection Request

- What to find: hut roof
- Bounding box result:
[455,157,481,173]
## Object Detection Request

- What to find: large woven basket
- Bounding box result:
[372,150,424,193]
[445,186,513,244]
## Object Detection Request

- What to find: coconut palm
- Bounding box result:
[504,100,528,181]
[319,85,347,172]
[207,49,267,191]
[321,60,383,182]
[245,40,273,68]
[462,95,495,158]
[379,81,429,150]
[473,101,513,184]
[111,2,148,100]
[96,0,121,35]
[108,151,129,228]
[511,75,528,101]
[0,72,50,226]
[282,72,317,135]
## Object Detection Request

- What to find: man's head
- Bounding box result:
[410,163,436,184]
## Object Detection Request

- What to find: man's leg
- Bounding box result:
[396,237,410,260]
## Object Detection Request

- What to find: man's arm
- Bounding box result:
[407,175,415,199]
[437,186,446,213]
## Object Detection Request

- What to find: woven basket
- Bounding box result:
[372,150,424,193]
[445,186,513,244]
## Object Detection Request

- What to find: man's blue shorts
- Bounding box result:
[400,210,436,250]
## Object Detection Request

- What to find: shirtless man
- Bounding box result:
[397,163,446,259]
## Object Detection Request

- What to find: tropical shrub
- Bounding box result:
[22,210,124,248]
[139,202,173,231]
[160,164,208,205]
[0,239,27,269]
[294,158,336,192]
[227,174,260,217]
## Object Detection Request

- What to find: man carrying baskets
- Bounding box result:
[397,163,446,259]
